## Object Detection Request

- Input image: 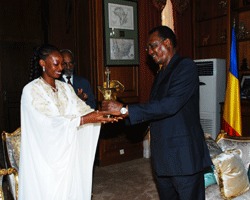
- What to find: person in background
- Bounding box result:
[19,44,119,200]
[60,49,96,109]
[102,26,212,200]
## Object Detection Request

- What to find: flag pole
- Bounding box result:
[222,23,242,136]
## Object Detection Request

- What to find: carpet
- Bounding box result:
[0,141,159,200]
[92,158,159,200]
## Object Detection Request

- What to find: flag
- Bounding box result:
[222,27,242,136]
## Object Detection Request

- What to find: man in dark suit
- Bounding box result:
[60,49,96,109]
[102,26,212,200]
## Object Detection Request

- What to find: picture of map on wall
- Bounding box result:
[110,38,134,60]
[108,3,134,30]
[104,0,138,65]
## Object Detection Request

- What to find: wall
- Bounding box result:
[0,0,194,132]
[0,0,44,132]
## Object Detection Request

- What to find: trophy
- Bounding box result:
[98,67,125,118]
[98,67,125,101]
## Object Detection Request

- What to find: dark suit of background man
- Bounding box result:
[102,26,212,200]
[60,49,96,109]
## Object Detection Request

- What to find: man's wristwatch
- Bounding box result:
[120,105,128,115]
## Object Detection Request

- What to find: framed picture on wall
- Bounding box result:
[241,75,250,99]
[103,0,139,65]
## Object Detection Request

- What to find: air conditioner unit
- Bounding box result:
[194,58,226,139]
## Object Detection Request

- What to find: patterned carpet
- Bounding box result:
[92,158,159,200]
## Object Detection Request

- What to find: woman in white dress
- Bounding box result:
[19,44,118,200]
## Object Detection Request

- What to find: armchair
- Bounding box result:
[205,132,250,200]
[2,128,21,200]
[0,168,18,200]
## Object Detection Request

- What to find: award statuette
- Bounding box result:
[98,67,125,101]
[98,67,125,117]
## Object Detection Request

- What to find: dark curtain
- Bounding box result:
[172,0,193,58]
[138,1,162,103]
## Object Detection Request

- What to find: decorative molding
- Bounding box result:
[171,0,190,14]
[152,0,190,14]
[152,0,166,11]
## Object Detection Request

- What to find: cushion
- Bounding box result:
[212,149,250,199]
[204,133,223,159]
[204,171,217,188]
[217,135,250,171]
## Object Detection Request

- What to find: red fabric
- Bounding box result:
[172,0,193,58]
[138,1,162,103]
[222,120,241,136]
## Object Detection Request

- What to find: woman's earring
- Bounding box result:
[43,66,45,72]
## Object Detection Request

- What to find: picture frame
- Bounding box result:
[103,0,139,65]
[241,75,250,99]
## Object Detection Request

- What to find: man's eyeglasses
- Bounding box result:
[145,39,165,52]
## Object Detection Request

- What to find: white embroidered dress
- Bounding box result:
[19,78,100,200]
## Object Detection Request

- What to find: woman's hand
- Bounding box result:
[80,110,122,125]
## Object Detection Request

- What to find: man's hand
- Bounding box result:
[77,89,88,101]
[101,100,123,116]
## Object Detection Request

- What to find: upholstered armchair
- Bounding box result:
[0,168,18,200]
[205,132,250,199]
[2,128,21,200]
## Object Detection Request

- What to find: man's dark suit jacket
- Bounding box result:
[61,75,96,109]
[128,54,212,176]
